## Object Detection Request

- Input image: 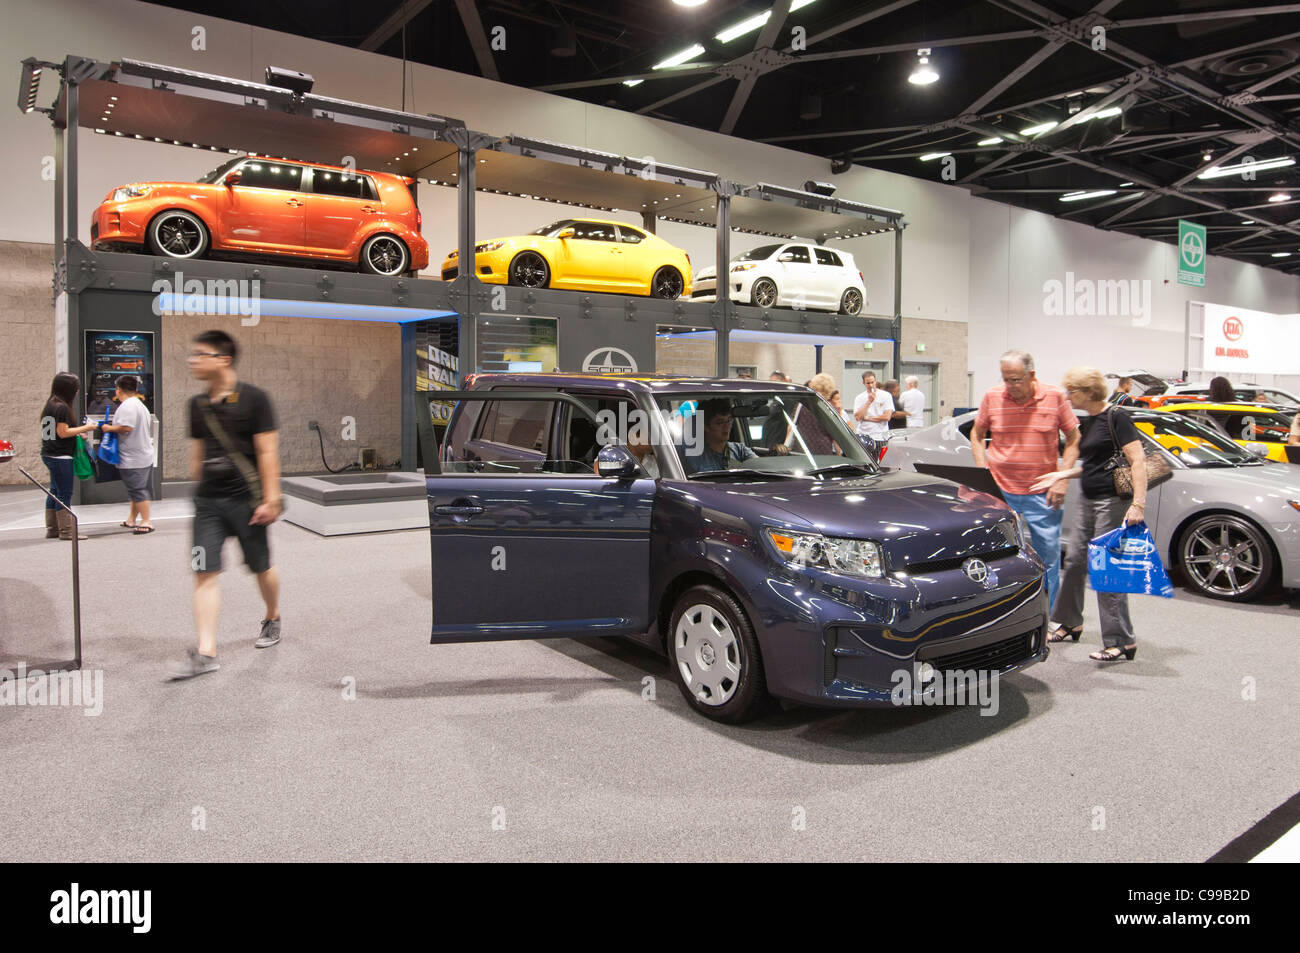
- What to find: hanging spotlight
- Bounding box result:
[908,48,939,86]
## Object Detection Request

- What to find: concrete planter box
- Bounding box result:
[281,472,428,536]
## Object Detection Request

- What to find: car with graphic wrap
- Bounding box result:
[417,373,1049,723]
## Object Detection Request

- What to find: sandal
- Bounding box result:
[1090,645,1136,662]
[133,525,155,534]
[1047,624,1082,643]
[120,521,137,528]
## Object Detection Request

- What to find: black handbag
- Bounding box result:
[92,456,120,483]
[1103,409,1172,498]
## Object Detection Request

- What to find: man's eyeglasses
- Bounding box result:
[1003,376,1027,385]
[189,350,224,359]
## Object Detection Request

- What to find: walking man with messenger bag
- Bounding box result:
[169,329,284,680]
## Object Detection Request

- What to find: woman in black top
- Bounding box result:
[39,372,98,540]
[1030,366,1147,662]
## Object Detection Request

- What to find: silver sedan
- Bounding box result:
[883,408,1300,602]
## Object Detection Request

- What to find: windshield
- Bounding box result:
[197,157,243,184]
[1129,412,1257,467]
[531,219,577,236]
[654,390,878,479]
[735,244,782,262]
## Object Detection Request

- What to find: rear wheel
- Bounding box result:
[650,265,684,299]
[147,210,209,260]
[508,250,550,288]
[360,234,409,276]
[751,277,778,308]
[840,288,864,315]
[668,585,770,723]
[1178,513,1274,601]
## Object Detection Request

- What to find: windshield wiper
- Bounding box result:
[809,462,878,477]
[688,468,812,481]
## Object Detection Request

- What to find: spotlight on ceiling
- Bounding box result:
[672,0,709,7]
[804,180,836,197]
[265,66,314,96]
[908,48,939,85]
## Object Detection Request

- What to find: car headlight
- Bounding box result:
[112,185,152,201]
[1003,514,1029,549]
[447,249,458,260]
[766,529,884,578]
[476,241,505,252]
[730,262,757,272]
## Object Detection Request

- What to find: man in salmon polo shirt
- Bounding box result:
[969,349,1080,610]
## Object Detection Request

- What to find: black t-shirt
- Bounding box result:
[189,382,277,498]
[1079,409,1142,499]
[41,399,75,456]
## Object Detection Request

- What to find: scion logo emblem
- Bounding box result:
[962,557,997,589]
[1180,229,1205,269]
[1223,316,1243,341]
[582,347,638,374]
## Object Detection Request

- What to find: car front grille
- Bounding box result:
[690,288,712,298]
[900,545,1018,575]
[441,267,458,280]
[925,630,1037,673]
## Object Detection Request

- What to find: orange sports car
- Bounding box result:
[91,156,429,276]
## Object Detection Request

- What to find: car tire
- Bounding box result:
[751,277,778,309]
[508,250,550,288]
[667,585,771,723]
[146,210,209,260]
[360,234,410,276]
[650,265,685,299]
[839,288,864,315]
[1177,513,1275,601]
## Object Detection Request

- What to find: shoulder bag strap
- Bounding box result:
[200,391,263,504]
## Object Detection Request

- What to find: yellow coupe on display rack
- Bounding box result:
[440,218,693,298]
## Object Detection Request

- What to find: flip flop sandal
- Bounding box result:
[120,521,137,528]
[133,525,156,534]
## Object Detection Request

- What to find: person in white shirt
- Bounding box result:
[852,371,894,458]
[899,375,927,428]
[99,376,156,533]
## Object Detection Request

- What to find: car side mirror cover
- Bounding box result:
[595,445,639,481]
[1245,442,1269,458]
[778,253,795,262]
[556,227,576,239]
[224,170,242,186]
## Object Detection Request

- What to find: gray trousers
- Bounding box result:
[1052,492,1135,648]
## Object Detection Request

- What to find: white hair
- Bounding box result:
[904,375,919,388]
[1000,349,1034,373]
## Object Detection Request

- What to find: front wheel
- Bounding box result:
[360,234,409,276]
[508,250,550,288]
[147,210,209,260]
[650,265,684,299]
[751,277,778,308]
[1178,513,1274,601]
[839,288,864,315]
[668,585,770,723]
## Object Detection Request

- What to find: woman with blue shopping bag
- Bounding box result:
[1030,367,1172,662]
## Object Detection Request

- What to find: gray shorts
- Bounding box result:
[119,465,153,502]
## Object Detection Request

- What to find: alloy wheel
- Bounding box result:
[673,603,742,706]
[363,236,408,276]
[152,213,205,259]
[840,288,863,315]
[1179,515,1272,600]
[752,278,777,308]
[510,251,550,288]
[651,266,684,299]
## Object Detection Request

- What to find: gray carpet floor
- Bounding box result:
[1,487,1297,862]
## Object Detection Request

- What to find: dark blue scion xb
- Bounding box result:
[418,374,1049,723]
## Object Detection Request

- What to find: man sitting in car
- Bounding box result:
[684,399,756,474]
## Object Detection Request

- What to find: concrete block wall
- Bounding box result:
[0,242,57,484]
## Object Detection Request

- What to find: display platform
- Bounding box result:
[281,471,428,536]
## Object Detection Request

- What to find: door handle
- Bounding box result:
[360,205,378,213]
[435,502,485,517]
[286,198,303,207]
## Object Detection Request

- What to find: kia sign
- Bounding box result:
[1202,303,1300,375]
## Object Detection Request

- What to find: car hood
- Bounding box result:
[695,265,716,279]
[686,469,1020,570]
[1178,461,1300,496]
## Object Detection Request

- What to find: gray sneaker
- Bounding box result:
[167,648,220,680]
[255,617,281,649]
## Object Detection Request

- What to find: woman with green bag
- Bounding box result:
[40,372,99,540]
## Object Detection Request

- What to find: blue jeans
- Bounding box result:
[41,455,75,510]
[1002,490,1064,611]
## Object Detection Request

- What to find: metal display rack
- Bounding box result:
[21,54,907,470]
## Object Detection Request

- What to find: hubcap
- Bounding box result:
[755,281,776,307]
[674,604,741,707]
[367,238,406,275]
[157,216,201,256]
[843,290,862,314]
[513,253,547,287]
[1183,521,1263,596]
[653,268,683,298]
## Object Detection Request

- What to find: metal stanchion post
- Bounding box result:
[17,467,82,671]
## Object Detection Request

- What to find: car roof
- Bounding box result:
[467,372,810,395]
[1154,402,1289,413]
[242,154,405,180]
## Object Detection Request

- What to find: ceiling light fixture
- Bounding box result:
[1060,189,1117,202]
[1199,157,1294,179]
[1241,219,1255,225]
[1268,191,1291,202]
[908,48,939,85]
[1118,181,1133,187]
[716,0,814,43]
[623,79,643,87]
[672,0,709,7]
[653,44,706,70]
[977,136,1003,146]
[1270,252,1291,257]
[919,152,950,161]
[1021,121,1059,136]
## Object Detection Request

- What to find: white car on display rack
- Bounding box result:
[691,241,867,315]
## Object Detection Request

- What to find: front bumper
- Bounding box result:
[440,248,511,283]
[750,552,1049,708]
[690,270,756,302]
[91,201,147,249]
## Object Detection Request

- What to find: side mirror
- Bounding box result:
[556,227,576,240]
[778,253,795,262]
[224,170,242,186]
[595,445,639,481]
[1245,442,1270,459]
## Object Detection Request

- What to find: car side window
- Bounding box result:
[617,226,645,244]
[477,399,552,452]
[814,248,842,266]
[236,161,304,191]
[310,168,374,200]
[572,222,617,242]
[779,245,811,263]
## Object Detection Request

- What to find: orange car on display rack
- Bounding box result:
[91,156,430,276]
[440,218,693,298]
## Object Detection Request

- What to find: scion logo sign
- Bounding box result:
[1223,316,1243,341]
[962,557,998,589]
[582,346,638,374]
[50,883,151,933]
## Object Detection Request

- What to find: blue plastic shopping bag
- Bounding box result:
[1087,522,1174,597]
